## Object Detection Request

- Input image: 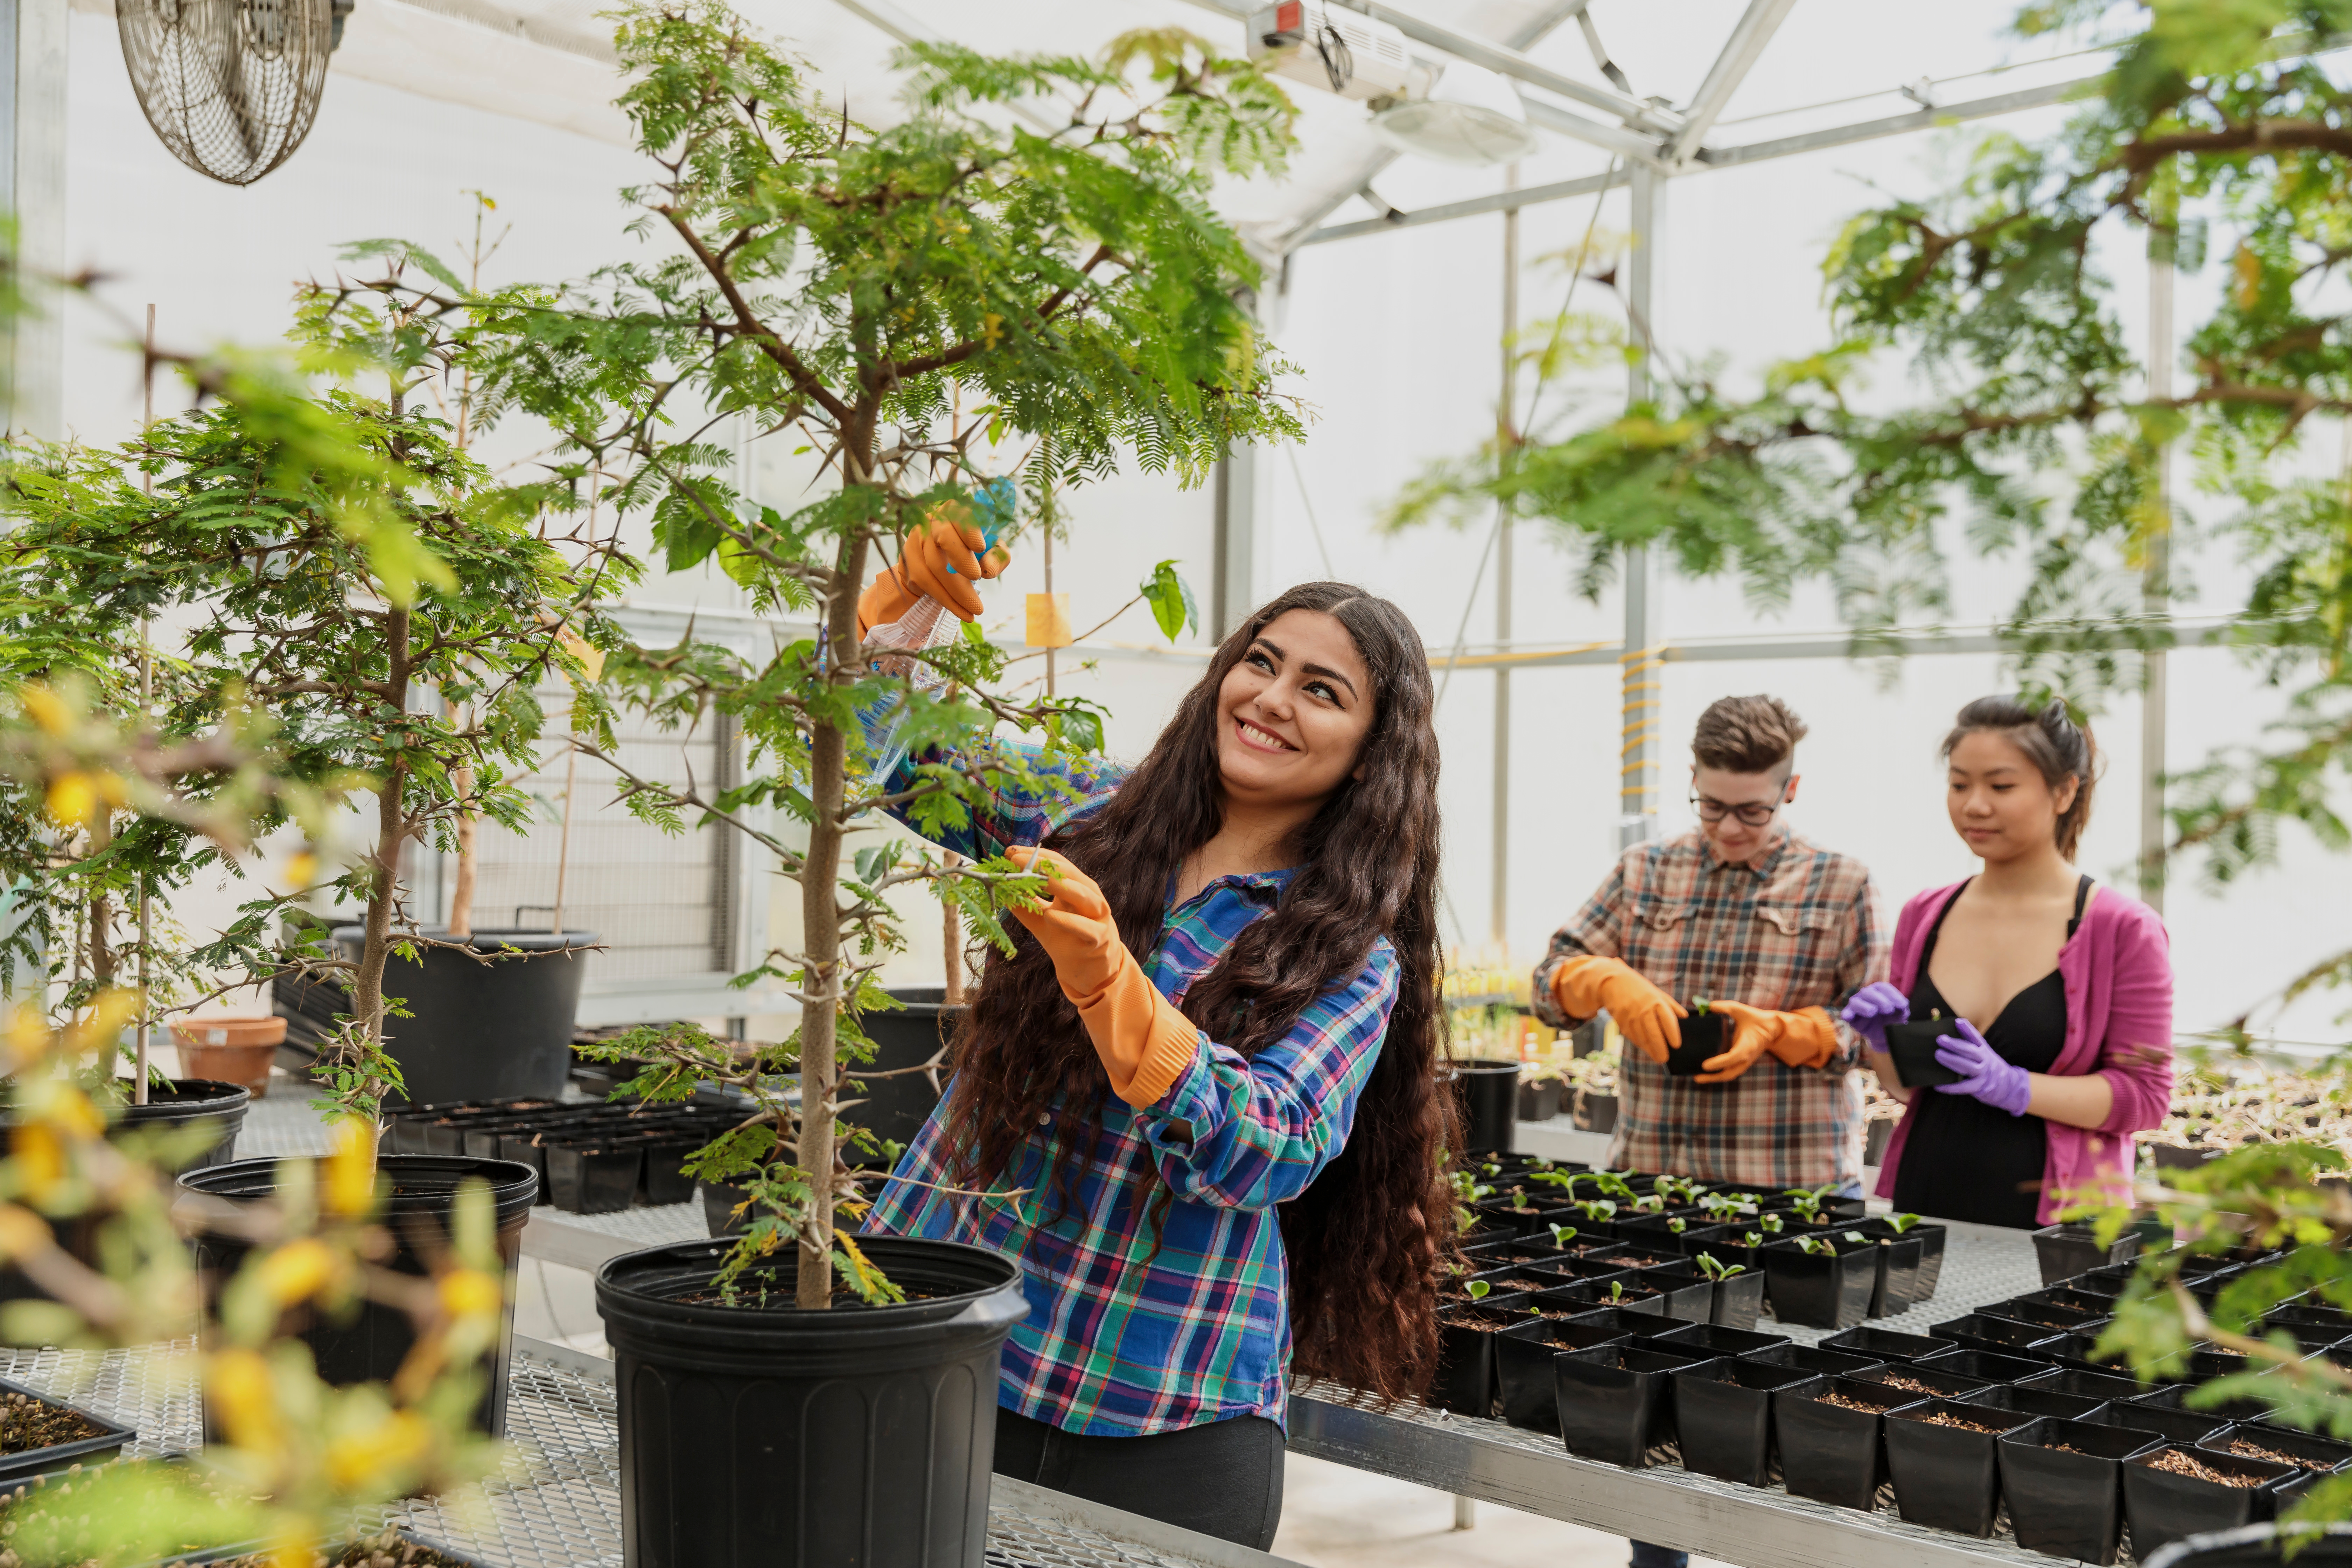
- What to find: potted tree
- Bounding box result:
[345,7,1304,1563]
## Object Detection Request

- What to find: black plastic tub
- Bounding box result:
[1554,1344,1715,1467]
[181,1154,537,1436]
[1740,1342,1887,1380]
[1449,1062,1520,1153]
[1820,1324,1956,1364]
[329,925,598,1105]
[597,1235,1027,1568]
[1883,1018,1963,1090]
[1915,1347,2049,1386]
[2124,1443,2297,1559]
[1775,1374,1919,1511]
[1760,1238,1876,1330]
[1494,1318,1628,1432]
[0,1376,134,1483]
[2034,1222,2140,1287]
[1654,1323,1787,1361]
[1928,1312,2067,1360]
[1673,1361,1820,1486]
[1998,1415,2164,1565]
[1883,1396,2036,1535]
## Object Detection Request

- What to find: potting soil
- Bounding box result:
[0,1392,103,1454]
[1441,1311,1518,1332]
[1874,1373,1944,1395]
[2144,1448,2267,1486]
[173,1532,476,1568]
[1815,1390,1895,1413]
[1915,1410,2011,1433]
[2228,1437,2333,1471]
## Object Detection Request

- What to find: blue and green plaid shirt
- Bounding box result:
[863,741,1398,1436]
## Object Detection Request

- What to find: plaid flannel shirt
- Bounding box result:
[863,741,1397,1436]
[1530,827,1885,1189]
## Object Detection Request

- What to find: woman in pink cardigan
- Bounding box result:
[1842,698,2174,1228]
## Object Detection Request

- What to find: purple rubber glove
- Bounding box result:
[1934,1018,2033,1116]
[1839,981,1910,1051]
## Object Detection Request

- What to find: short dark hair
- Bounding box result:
[1943,695,2100,860]
[1692,694,1808,774]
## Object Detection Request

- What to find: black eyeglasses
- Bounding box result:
[1690,791,1783,827]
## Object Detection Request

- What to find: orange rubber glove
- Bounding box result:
[855,511,1009,637]
[1699,1001,1840,1083]
[1548,955,1684,1066]
[1005,847,1199,1108]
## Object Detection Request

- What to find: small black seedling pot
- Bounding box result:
[1493,1317,1627,1432]
[2277,1303,2352,1337]
[1471,1199,1554,1238]
[1851,1361,1991,1401]
[1760,1237,1876,1330]
[1566,1305,1698,1342]
[1884,1016,1964,1089]
[1997,1415,2165,1565]
[1585,1241,1690,1273]
[1472,1266,1586,1298]
[1845,1219,1926,1316]
[1904,1222,1949,1298]
[1987,1295,2110,1336]
[2017,1364,2148,1406]
[545,1139,644,1214]
[1882,1395,2036,1536]
[2008,1283,2123,1316]
[1929,1312,2067,1360]
[1667,1009,1725,1077]
[1741,1343,1888,1380]
[1774,1373,1920,1511]
[2197,1425,2352,1502]
[1704,1265,1769,1332]
[2134,1377,2278,1427]
[2034,1223,2140,1287]
[1965,1381,2114,1423]
[1821,1324,1957,1364]
[1633,1262,1716,1324]
[2093,1402,2237,1446]
[1916,1346,2050,1386]
[1554,1344,1717,1467]
[1538,1254,1640,1290]
[1655,1322,1788,1360]
[2124,1442,2297,1558]
[2072,1261,2140,1295]
[1433,1297,1534,1415]
[1672,1361,1821,1486]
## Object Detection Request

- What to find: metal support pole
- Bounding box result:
[2141,225,2172,910]
[1491,170,1517,948]
[0,0,66,437]
[1617,166,1663,850]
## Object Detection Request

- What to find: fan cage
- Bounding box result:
[116,0,334,187]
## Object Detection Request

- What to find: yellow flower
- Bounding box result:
[324,1119,376,1218]
[44,772,96,829]
[206,1348,280,1452]
[42,1086,105,1141]
[437,1267,502,1320]
[255,1238,337,1307]
[326,1408,431,1491]
[11,1125,64,1202]
[63,991,139,1062]
[18,684,70,735]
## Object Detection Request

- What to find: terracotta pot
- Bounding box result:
[170,1016,286,1096]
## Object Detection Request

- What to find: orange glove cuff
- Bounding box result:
[856,569,921,639]
[1008,847,1201,1108]
[1766,1006,1840,1070]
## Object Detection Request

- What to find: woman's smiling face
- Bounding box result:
[1215,609,1376,812]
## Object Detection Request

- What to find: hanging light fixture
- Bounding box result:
[1371,61,1541,166]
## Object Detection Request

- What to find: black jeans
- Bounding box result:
[993,1406,1285,1550]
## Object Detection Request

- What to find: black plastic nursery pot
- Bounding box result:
[1552,1343,1715,1467]
[1883,1018,1965,1090]
[0,1376,135,1483]
[1882,1396,2036,1536]
[1759,1238,1876,1330]
[1929,1312,2067,1360]
[1493,1318,1627,1432]
[1911,1222,1950,1298]
[1672,1361,1819,1486]
[1850,1360,1991,1402]
[1997,1415,2165,1565]
[1665,1011,1724,1077]
[1630,1263,1715,1324]
[180,1154,537,1437]
[1517,1076,1562,1124]
[2033,1222,2141,1287]
[849,988,963,1168]
[1916,1346,2051,1386]
[324,926,598,1105]
[1820,1324,1956,1364]
[1849,1220,1926,1317]
[1964,1381,2115,1424]
[1572,1091,1618,1134]
[2196,1426,2352,1501]
[1774,1374,1918,1512]
[1434,1297,1534,1415]
[1739,1342,1886,1380]
[2138,1523,2352,1567]
[596,1234,1027,1568]
[2016,1364,2147,1407]
[1706,1267,1769,1331]
[1654,1322,1788,1361]
[2124,1443,2299,1559]
[2092,1401,2236,1445]
[1448,1062,1520,1153]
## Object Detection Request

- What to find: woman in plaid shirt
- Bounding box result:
[858,536,1454,1549]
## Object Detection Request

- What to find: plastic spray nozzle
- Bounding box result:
[944,477,1014,573]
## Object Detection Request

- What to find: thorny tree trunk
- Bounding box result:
[796,439,877,1310]
[942,851,965,1006]
[347,602,412,1182]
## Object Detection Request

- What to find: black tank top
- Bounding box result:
[1890,876,2091,1230]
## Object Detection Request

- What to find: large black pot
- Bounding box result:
[180,1154,538,1435]
[596,1235,1027,1568]
[319,926,598,1105]
[1447,1062,1520,1153]
[849,988,963,1168]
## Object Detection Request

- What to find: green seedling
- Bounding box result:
[1607,1280,1626,1304]
[1576,1199,1618,1222]
[1757,1213,1784,1234]
[1887,1212,1922,1234]
[1843,1231,1868,1244]
[1465,1279,1491,1300]
[1743,1231,1764,1248]
[1693,1253,1746,1282]
[1548,1223,1578,1249]
[1793,1236,1834,1256]
[1666,1217,1687,1234]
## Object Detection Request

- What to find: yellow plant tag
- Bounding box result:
[558,627,606,684]
[1026,592,1072,648]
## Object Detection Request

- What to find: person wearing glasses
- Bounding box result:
[1532,694,1887,1194]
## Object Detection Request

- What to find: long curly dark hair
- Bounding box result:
[945,581,1458,1402]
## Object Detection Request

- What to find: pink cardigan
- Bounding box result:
[1873,880,2175,1224]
